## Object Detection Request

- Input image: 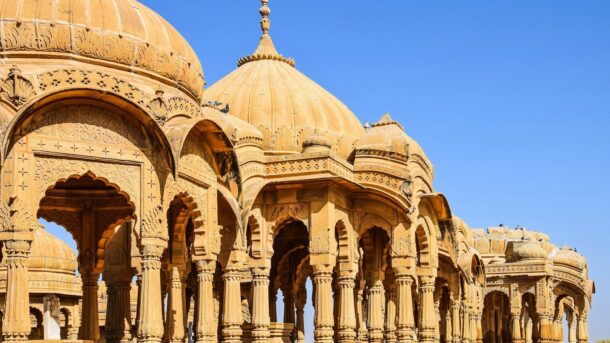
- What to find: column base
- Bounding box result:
[314,327,334,343]
[2,333,29,342]
[222,325,243,343]
[368,329,384,343]
[337,329,357,343]
[137,336,163,343]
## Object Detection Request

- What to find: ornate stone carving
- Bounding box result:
[0,66,35,108]
[141,206,169,241]
[0,196,37,233]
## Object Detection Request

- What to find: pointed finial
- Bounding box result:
[260,0,271,35]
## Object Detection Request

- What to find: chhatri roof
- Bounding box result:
[0,0,204,100]
[203,0,364,156]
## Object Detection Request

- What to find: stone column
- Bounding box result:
[295,299,306,343]
[80,269,101,341]
[385,288,397,343]
[577,315,588,343]
[269,293,277,323]
[356,286,368,342]
[445,309,453,343]
[419,276,436,343]
[435,305,441,343]
[137,244,165,343]
[474,315,483,343]
[538,314,552,343]
[105,275,133,343]
[337,274,357,343]
[251,268,271,343]
[396,274,414,343]
[195,260,215,343]
[568,315,577,343]
[166,267,186,343]
[462,308,471,343]
[1,240,32,342]
[313,266,334,343]
[283,293,295,324]
[450,302,461,343]
[512,313,522,343]
[367,281,385,343]
[222,269,243,343]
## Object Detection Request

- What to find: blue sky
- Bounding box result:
[46,1,609,341]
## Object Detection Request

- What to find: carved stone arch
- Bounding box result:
[354,211,392,238]
[167,192,203,265]
[38,171,136,273]
[335,219,352,267]
[1,88,177,175]
[247,210,263,260]
[292,254,313,297]
[414,224,431,269]
[164,116,242,198]
[273,244,307,294]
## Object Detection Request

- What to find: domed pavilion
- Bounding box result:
[0,1,593,343]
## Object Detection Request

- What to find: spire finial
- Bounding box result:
[260,0,271,35]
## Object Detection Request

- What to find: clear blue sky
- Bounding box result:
[47,1,610,341]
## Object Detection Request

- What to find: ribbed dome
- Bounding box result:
[355,113,433,177]
[554,246,584,269]
[29,227,78,274]
[0,0,204,100]
[203,2,364,156]
[513,241,548,260]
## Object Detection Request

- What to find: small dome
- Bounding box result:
[513,240,548,260]
[0,0,204,100]
[29,227,78,274]
[355,114,433,173]
[553,246,584,269]
[203,2,364,157]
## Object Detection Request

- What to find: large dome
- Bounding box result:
[1,227,81,296]
[203,2,364,157]
[0,0,204,100]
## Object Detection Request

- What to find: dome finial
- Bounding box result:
[260,0,271,36]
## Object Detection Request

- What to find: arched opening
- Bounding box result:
[270,219,309,341]
[521,293,538,343]
[37,172,136,342]
[482,291,511,343]
[415,226,431,268]
[29,307,44,340]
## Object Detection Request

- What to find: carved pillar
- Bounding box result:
[313,266,334,343]
[137,244,165,343]
[385,288,397,343]
[222,269,243,343]
[295,299,306,343]
[356,286,368,342]
[337,274,357,343]
[568,315,577,343]
[512,313,523,343]
[435,305,441,343]
[1,240,32,342]
[283,292,295,324]
[474,315,483,343]
[419,276,436,343]
[538,314,552,343]
[80,269,101,341]
[105,274,133,343]
[165,267,186,343]
[450,302,461,343]
[367,281,385,343]
[195,260,215,343]
[396,274,414,343]
[445,308,453,343]
[269,293,277,323]
[462,307,471,343]
[251,268,271,343]
[576,315,587,343]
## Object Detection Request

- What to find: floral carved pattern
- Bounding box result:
[0,196,38,233]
